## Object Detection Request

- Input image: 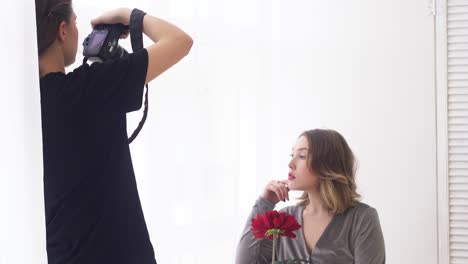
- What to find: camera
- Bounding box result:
[82,23,129,63]
[81,9,149,144]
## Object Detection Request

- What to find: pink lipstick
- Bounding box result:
[288,173,296,180]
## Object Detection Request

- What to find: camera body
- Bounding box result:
[82,23,129,62]
[81,9,148,144]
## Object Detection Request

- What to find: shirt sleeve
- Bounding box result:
[83,48,148,113]
[235,197,276,264]
[354,207,386,264]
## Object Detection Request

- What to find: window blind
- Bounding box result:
[448,1,468,263]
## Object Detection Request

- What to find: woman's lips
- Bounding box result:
[288,173,296,180]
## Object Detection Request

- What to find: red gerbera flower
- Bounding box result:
[251,210,301,240]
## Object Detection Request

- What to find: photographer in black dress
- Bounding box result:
[35,0,193,263]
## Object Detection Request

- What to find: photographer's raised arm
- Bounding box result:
[141,15,193,84]
[91,8,193,84]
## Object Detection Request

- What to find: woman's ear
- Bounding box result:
[57,21,67,41]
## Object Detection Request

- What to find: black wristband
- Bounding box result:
[130,8,147,52]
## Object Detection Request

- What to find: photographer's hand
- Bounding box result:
[90,7,132,28]
[90,8,131,39]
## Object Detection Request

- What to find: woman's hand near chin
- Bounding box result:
[261,180,290,204]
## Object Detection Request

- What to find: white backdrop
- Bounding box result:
[0,0,47,263]
[2,0,438,263]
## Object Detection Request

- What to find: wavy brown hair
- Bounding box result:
[296,129,360,214]
[35,0,73,56]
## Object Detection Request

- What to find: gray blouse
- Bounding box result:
[235,197,385,264]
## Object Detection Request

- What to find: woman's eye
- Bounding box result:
[299,155,306,159]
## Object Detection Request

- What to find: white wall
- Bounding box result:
[3,0,437,263]
[269,1,438,263]
[0,0,47,263]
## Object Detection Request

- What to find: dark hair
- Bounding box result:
[35,0,73,56]
[296,129,360,214]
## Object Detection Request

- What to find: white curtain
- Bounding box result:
[2,0,438,263]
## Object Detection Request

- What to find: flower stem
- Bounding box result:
[272,235,277,264]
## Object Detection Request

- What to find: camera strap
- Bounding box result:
[127,8,148,144]
[81,9,148,144]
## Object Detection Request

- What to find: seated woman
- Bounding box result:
[235,129,385,263]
